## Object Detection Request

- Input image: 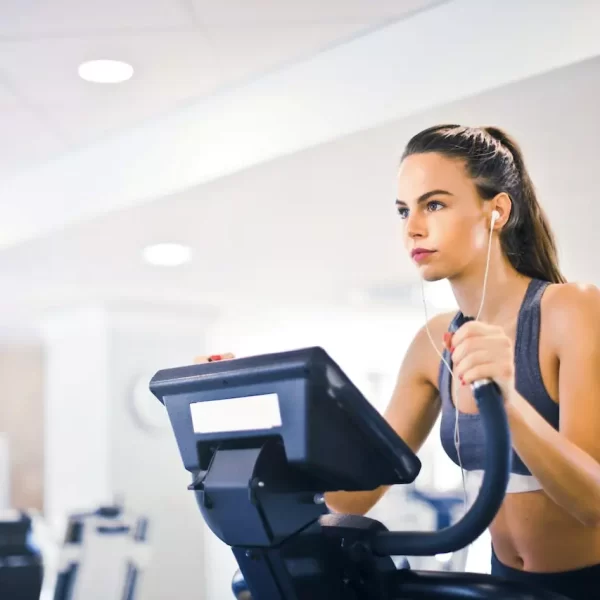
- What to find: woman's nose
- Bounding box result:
[406,212,426,239]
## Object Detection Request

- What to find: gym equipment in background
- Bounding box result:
[53,505,149,600]
[0,510,43,599]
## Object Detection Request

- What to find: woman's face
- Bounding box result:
[396,152,490,282]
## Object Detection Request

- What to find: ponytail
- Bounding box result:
[484,127,566,284]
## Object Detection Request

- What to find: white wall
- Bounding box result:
[107,315,212,600]
[0,433,8,510]
[43,307,113,532]
[0,344,44,512]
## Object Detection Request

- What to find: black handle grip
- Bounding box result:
[370,380,510,556]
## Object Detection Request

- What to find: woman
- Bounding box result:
[198,125,600,598]
[327,124,600,598]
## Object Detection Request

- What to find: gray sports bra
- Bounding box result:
[438,278,558,492]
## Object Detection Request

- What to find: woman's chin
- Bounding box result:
[418,266,447,283]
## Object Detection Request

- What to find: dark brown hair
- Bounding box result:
[401,124,566,284]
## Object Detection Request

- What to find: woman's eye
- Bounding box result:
[397,201,444,219]
[427,200,444,212]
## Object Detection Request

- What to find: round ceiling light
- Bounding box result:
[78,59,134,83]
[142,243,192,267]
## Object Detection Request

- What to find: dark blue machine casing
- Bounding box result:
[151,346,420,493]
[150,346,567,600]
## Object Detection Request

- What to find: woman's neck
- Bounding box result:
[449,251,532,326]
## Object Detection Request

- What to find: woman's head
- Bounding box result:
[396,124,566,284]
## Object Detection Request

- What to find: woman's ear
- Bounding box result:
[490,192,512,228]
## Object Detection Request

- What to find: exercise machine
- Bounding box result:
[0,510,43,599]
[150,346,568,599]
[53,505,149,600]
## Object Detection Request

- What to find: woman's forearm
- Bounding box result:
[324,486,388,515]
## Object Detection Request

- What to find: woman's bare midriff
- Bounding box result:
[490,492,600,572]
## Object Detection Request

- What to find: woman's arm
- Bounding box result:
[504,284,600,526]
[451,283,600,527]
[325,315,447,515]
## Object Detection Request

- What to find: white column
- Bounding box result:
[41,303,217,600]
[42,305,112,534]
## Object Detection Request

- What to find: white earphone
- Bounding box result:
[420,205,499,512]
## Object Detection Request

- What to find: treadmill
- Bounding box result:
[0,510,43,599]
[150,346,568,599]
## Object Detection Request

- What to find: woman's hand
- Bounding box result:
[193,352,236,364]
[445,321,515,400]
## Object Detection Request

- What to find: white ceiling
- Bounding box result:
[3,0,599,252]
[0,0,442,178]
[1,2,600,342]
[1,54,599,341]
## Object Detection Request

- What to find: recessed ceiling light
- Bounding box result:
[78,59,134,84]
[142,243,192,267]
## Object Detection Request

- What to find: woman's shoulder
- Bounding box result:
[407,311,457,386]
[409,311,457,349]
[542,281,600,348]
[543,281,600,315]
[426,310,458,337]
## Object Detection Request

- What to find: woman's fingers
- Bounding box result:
[193,352,236,364]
